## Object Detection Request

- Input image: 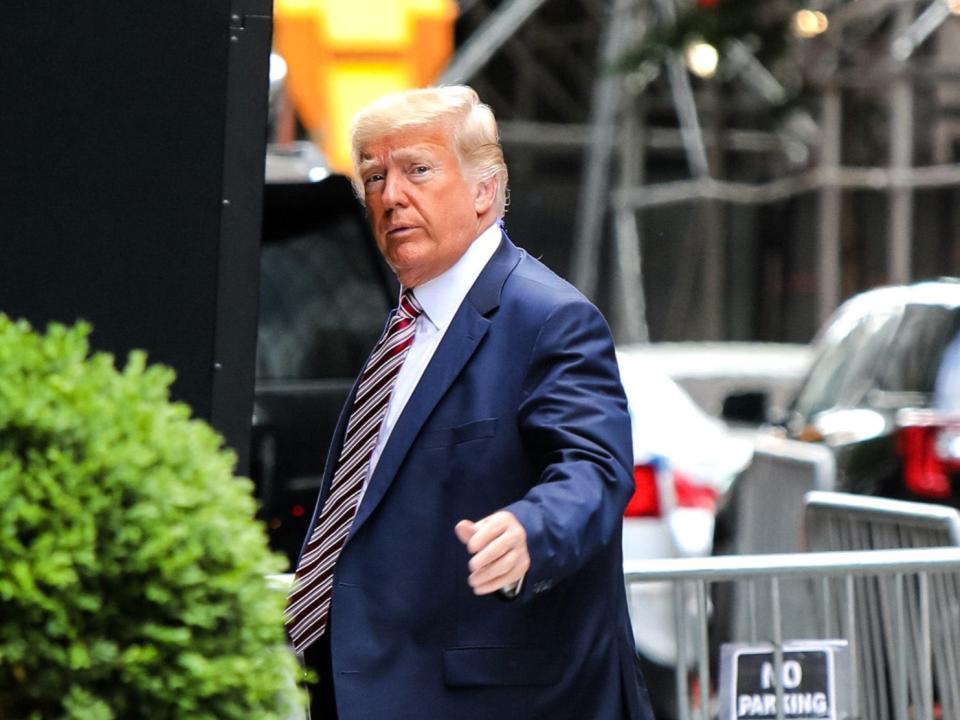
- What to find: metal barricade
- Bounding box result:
[731,436,836,556]
[803,491,960,720]
[624,547,960,720]
[804,490,960,551]
[722,436,837,655]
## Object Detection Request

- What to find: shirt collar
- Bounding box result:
[406,221,502,332]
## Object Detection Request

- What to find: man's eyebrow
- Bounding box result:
[357,157,382,175]
[357,145,440,175]
[391,146,439,162]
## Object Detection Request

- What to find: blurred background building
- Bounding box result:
[268,0,960,345]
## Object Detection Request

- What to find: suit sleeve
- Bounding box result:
[504,298,634,596]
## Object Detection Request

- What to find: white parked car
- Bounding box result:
[616,350,753,703]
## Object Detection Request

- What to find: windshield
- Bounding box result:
[876,305,960,395]
[793,309,900,419]
[793,302,960,420]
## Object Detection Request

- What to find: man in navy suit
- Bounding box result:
[290,85,654,719]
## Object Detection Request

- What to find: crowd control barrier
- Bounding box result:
[730,435,836,557]
[624,546,960,720]
[803,491,960,720]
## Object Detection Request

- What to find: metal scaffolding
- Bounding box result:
[446,0,960,341]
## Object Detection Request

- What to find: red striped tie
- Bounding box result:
[285,289,423,653]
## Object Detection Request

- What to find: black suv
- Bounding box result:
[252,145,396,565]
[781,279,960,504]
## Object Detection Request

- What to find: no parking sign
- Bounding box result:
[719,641,851,720]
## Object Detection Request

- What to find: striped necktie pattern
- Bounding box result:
[285,289,423,653]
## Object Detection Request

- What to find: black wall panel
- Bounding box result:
[0,0,272,473]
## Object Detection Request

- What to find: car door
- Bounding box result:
[253,174,396,566]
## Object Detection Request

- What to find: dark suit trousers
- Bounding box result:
[303,630,338,719]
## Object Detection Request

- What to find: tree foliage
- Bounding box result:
[0,316,303,718]
[615,0,793,81]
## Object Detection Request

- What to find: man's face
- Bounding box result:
[358,125,493,288]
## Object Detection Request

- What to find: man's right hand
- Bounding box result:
[454,511,530,596]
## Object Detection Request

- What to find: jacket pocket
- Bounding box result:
[442,645,561,687]
[422,418,498,449]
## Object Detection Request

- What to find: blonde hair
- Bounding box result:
[350,85,509,217]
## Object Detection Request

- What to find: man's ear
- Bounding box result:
[474,176,496,215]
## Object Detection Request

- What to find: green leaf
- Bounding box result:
[0,316,304,717]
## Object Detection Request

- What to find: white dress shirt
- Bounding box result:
[358,220,522,596]
[359,221,502,498]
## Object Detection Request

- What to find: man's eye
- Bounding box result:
[413,165,430,175]
[364,173,384,186]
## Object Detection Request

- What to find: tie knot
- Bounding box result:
[398,289,423,320]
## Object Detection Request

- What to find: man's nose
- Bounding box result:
[381,173,407,208]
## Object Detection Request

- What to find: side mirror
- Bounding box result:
[721,390,768,425]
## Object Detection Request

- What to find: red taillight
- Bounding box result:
[625,464,661,517]
[625,463,721,517]
[898,422,960,499]
[674,470,719,512]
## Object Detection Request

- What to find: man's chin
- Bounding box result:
[391,260,427,288]
[394,260,447,289]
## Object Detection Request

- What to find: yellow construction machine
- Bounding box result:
[273,0,457,174]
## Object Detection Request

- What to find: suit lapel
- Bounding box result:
[348,234,523,539]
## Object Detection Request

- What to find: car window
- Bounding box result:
[934,330,960,410]
[875,305,960,396]
[256,214,391,381]
[793,309,900,419]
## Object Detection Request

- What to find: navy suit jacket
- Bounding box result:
[302,235,654,719]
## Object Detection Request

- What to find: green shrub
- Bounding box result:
[0,316,303,718]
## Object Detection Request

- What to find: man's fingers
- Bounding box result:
[467,550,524,593]
[468,531,517,573]
[464,511,512,554]
[455,514,504,553]
[456,511,530,595]
[470,551,530,595]
[454,519,477,545]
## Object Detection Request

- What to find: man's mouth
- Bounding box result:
[386,225,416,238]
